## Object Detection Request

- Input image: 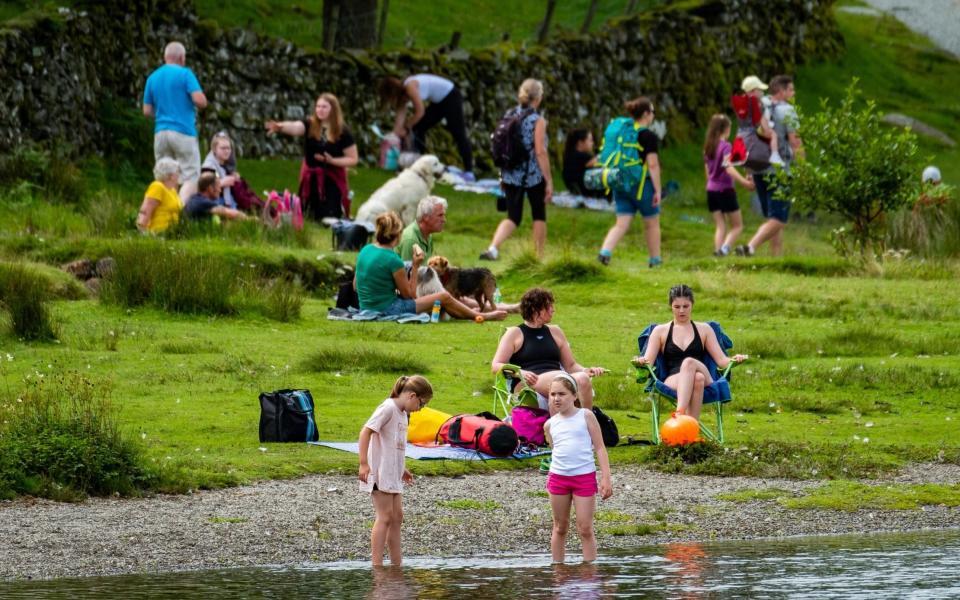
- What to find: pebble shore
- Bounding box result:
[2,463,958,581]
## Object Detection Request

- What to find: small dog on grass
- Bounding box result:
[415,265,444,298]
[427,255,497,311]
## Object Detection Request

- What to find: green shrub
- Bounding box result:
[100,240,237,315]
[259,278,304,322]
[0,262,58,340]
[0,372,152,500]
[0,143,85,203]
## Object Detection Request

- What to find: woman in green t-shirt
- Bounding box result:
[355,212,507,321]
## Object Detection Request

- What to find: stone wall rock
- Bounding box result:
[0,0,841,172]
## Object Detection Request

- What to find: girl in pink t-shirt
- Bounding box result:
[358,374,433,566]
[703,114,755,256]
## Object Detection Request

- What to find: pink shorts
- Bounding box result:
[546,471,598,497]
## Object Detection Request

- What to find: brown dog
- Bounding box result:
[427,256,497,311]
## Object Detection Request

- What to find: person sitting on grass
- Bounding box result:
[184,172,249,223]
[631,284,747,420]
[562,127,603,198]
[491,287,605,412]
[137,157,183,233]
[354,211,507,321]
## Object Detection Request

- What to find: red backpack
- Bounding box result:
[730,93,772,171]
[437,414,519,457]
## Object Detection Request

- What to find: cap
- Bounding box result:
[741,75,768,93]
[922,166,942,184]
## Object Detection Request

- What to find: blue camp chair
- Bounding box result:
[634,321,737,444]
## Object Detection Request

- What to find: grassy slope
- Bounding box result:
[1,5,959,493]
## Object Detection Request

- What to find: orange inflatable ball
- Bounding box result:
[660,414,700,446]
[475,315,485,323]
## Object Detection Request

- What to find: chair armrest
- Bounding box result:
[720,360,741,379]
[500,363,522,379]
[631,361,658,384]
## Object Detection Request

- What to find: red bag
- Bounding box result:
[437,414,519,457]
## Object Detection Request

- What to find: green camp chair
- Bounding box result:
[634,321,739,444]
[491,363,542,420]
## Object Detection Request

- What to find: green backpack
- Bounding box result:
[597,117,650,198]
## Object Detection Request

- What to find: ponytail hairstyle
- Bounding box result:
[390,374,433,402]
[668,284,694,305]
[518,78,544,108]
[703,114,731,162]
[624,96,654,120]
[551,372,579,399]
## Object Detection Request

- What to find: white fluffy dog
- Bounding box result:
[355,155,444,226]
[415,266,444,298]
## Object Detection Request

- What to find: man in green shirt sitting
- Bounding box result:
[396,196,447,261]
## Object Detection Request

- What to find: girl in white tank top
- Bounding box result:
[543,373,613,563]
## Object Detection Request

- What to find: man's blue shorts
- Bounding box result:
[382,297,418,316]
[613,178,659,218]
[753,173,790,224]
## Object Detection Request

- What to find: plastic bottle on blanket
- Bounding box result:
[431,300,441,323]
[493,287,502,306]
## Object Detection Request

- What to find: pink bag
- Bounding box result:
[511,405,550,447]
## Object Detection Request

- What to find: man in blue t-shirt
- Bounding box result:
[143,41,207,202]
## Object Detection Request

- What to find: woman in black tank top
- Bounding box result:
[491,288,607,412]
[632,285,747,419]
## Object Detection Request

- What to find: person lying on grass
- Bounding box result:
[631,284,747,419]
[354,210,507,320]
[491,287,605,412]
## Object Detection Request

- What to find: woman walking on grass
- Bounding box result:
[703,114,755,257]
[358,375,433,566]
[544,373,613,564]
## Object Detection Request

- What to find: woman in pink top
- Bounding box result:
[703,114,755,257]
[358,374,433,566]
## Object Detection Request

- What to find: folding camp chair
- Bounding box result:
[634,321,738,444]
[491,363,543,420]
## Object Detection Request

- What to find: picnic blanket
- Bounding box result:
[311,441,550,461]
[327,306,430,324]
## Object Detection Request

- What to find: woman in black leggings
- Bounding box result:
[480,78,553,260]
[379,74,474,180]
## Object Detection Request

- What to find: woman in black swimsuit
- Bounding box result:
[491,288,606,410]
[633,284,747,419]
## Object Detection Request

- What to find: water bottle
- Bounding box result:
[431,300,441,323]
[493,287,502,306]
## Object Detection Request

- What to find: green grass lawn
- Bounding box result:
[1,3,959,497]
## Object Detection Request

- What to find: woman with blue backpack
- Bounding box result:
[596,97,662,267]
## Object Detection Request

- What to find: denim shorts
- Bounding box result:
[613,178,659,217]
[382,297,418,316]
[754,173,790,223]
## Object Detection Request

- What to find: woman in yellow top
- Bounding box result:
[137,157,183,232]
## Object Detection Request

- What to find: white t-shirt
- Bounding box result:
[547,409,596,476]
[405,74,454,103]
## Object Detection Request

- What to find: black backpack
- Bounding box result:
[259,389,319,443]
[490,107,534,169]
[592,406,619,447]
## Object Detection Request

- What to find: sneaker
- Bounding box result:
[597,253,610,266]
[462,171,477,183]
[648,256,662,268]
[734,244,754,257]
[539,457,551,474]
[479,250,498,261]
[713,249,725,257]
[769,152,785,167]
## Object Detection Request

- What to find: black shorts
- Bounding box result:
[503,181,547,226]
[706,189,740,213]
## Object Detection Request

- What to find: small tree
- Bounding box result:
[785,81,921,260]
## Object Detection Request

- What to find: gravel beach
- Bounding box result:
[2,463,959,581]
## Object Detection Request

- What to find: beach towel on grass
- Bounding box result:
[327,307,430,324]
[310,441,550,461]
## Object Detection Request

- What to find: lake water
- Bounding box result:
[3,530,959,598]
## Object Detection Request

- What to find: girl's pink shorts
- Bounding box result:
[546,471,598,497]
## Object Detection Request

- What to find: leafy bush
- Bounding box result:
[785,81,921,259]
[0,262,59,340]
[0,372,152,500]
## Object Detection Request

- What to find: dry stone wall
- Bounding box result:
[0,0,841,171]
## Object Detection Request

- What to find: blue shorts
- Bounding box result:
[753,173,790,224]
[382,297,418,316]
[613,179,659,217]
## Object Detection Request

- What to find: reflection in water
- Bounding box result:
[2,530,960,598]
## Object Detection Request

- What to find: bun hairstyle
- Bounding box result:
[668,284,694,304]
[390,374,433,401]
[374,211,404,245]
[551,373,579,397]
[518,79,544,107]
[625,96,654,119]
